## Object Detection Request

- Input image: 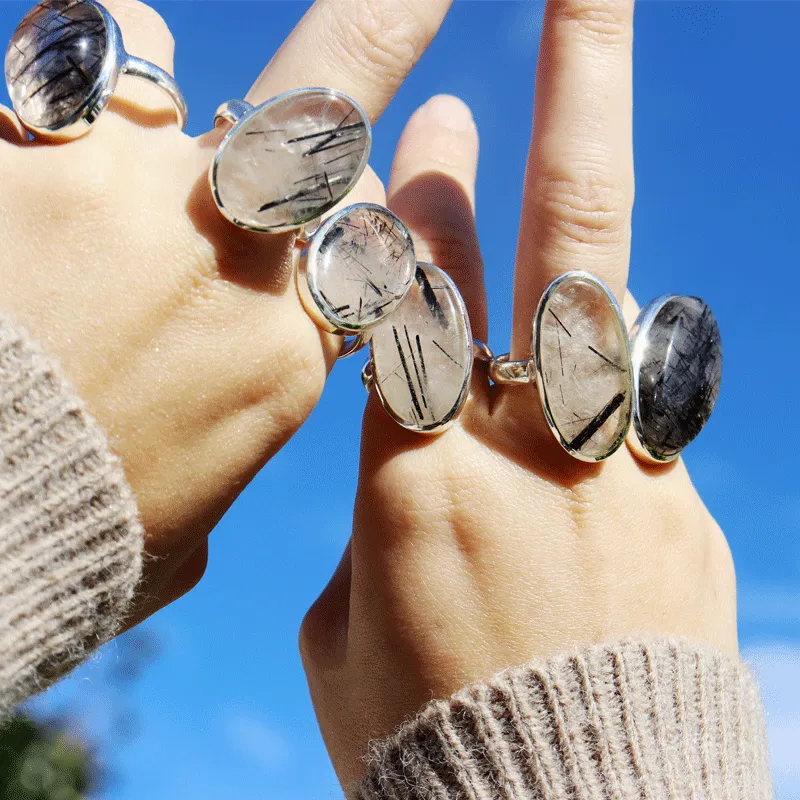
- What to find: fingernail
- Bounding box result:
[422,94,475,132]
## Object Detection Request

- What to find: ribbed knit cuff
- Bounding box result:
[356,639,773,800]
[0,317,143,713]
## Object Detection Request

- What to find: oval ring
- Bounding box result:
[210,89,372,234]
[5,0,187,139]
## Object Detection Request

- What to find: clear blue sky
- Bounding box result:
[6,1,799,797]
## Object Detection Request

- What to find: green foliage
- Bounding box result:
[0,715,96,800]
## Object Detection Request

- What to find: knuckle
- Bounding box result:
[109,0,175,55]
[533,170,632,248]
[414,227,480,278]
[326,0,426,84]
[553,1,633,46]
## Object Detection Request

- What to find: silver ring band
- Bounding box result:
[213,99,253,128]
[122,55,187,129]
[338,333,369,360]
[6,0,187,139]
[489,354,533,385]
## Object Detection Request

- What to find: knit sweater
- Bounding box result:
[0,316,774,798]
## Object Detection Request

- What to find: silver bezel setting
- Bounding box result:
[627,294,678,464]
[297,203,416,334]
[368,262,473,435]
[627,294,722,465]
[6,0,186,140]
[532,270,633,463]
[209,87,373,235]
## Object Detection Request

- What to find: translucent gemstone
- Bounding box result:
[632,296,722,460]
[5,0,108,131]
[212,89,371,232]
[305,204,416,332]
[371,263,472,432]
[535,273,632,461]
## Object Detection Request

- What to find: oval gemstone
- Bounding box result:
[535,273,632,461]
[632,296,722,460]
[371,263,472,433]
[305,204,416,332]
[5,0,108,131]
[212,89,371,232]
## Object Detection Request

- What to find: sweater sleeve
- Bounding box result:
[0,316,143,713]
[355,638,773,800]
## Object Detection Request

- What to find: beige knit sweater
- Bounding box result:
[0,316,774,798]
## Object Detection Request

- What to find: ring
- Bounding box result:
[628,295,722,463]
[5,0,187,139]
[362,262,474,434]
[297,203,417,336]
[490,271,633,462]
[210,88,372,234]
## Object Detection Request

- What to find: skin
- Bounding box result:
[0,0,456,624]
[299,0,738,791]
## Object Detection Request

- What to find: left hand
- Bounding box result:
[0,0,454,625]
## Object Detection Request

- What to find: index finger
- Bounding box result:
[245,0,453,122]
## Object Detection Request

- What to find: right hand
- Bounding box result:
[0,0,453,624]
[300,2,738,787]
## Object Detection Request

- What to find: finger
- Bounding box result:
[100,0,178,129]
[245,0,453,122]
[386,95,486,340]
[510,0,635,357]
[622,288,641,329]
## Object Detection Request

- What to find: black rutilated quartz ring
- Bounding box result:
[5,0,187,139]
[628,295,723,464]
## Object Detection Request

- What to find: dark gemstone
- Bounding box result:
[5,0,108,131]
[635,296,722,459]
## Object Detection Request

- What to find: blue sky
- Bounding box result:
[5,1,799,796]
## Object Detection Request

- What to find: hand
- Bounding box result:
[0,0,455,625]
[300,1,737,788]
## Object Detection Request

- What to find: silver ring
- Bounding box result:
[363,263,476,435]
[210,88,372,234]
[296,203,416,335]
[491,271,633,463]
[628,295,722,464]
[5,0,187,140]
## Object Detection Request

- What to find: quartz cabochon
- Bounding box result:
[634,296,722,460]
[307,205,416,332]
[213,90,371,232]
[536,275,632,461]
[6,0,108,130]
[371,263,472,432]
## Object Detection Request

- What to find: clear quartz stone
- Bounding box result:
[535,274,632,460]
[212,89,370,232]
[306,204,416,332]
[5,0,108,131]
[371,263,472,432]
[633,296,722,460]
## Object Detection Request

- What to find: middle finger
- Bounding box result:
[510,0,635,359]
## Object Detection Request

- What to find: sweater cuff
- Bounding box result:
[0,316,143,713]
[356,638,773,800]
